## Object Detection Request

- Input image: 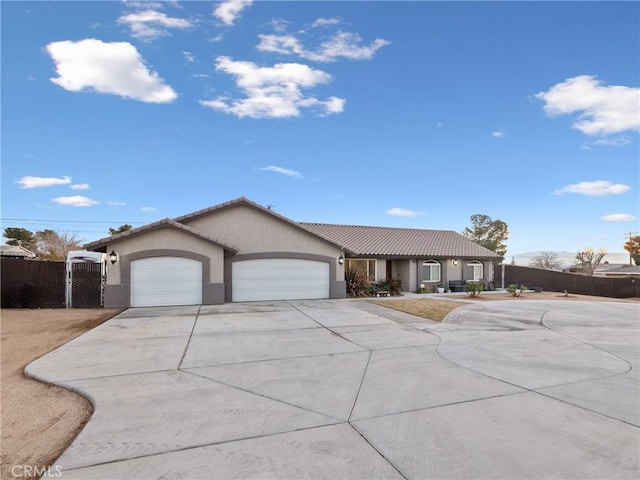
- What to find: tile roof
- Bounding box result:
[84,218,237,253]
[300,223,501,258]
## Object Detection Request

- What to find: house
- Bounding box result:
[0,244,37,259]
[84,197,500,308]
[594,263,640,278]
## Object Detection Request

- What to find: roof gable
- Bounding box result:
[300,223,501,258]
[84,218,237,253]
[175,197,351,252]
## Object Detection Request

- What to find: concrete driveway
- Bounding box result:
[27,298,639,479]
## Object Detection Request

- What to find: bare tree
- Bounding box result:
[36,230,83,261]
[575,247,607,276]
[529,251,563,270]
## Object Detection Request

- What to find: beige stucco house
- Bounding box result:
[85,197,500,307]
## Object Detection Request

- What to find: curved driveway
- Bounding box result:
[27,298,639,479]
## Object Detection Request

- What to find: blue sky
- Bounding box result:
[2,0,639,257]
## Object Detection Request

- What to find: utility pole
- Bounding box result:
[624,232,638,265]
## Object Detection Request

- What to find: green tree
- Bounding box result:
[3,227,37,251]
[462,214,509,260]
[623,235,640,266]
[109,224,133,235]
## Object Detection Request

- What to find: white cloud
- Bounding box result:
[140,206,156,212]
[52,195,99,207]
[591,136,632,147]
[535,75,640,136]
[183,51,194,63]
[386,208,424,217]
[213,0,253,26]
[106,200,127,206]
[16,176,71,188]
[553,180,631,196]
[260,165,302,178]
[311,17,342,28]
[117,9,192,41]
[70,183,89,190]
[46,39,177,103]
[601,213,637,222]
[257,32,390,63]
[200,56,345,118]
[492,130,506,138]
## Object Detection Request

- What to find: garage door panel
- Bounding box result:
[131,257,202,307]
[233,259,329,302]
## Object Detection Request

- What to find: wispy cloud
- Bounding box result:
[183,51,194,63]
[46,39,177,103]
[311,17,342,28]
[553,180,631,196]
[536,75,640,136]
[601,213,637,222]
[117,9,192,41]
[492,130,506,138]
[16,176,71,188]
[386,208,424,217]
[213,0,253,26]
[140,206,156,212]
[70,183,89,190]
[106,200,127,206]
[260,165,302,178]
[200,56,345,118]
[257,31,390,63]
[52,195,99,207]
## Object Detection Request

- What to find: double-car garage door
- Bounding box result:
[130,256,330,306]
[233,258,330,302]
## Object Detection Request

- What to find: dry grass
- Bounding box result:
[370,299,464,322]
[370,291,638,322]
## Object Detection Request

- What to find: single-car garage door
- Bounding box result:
[131,257,202,307]
[233,258,330,302]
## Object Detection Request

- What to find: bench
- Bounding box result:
[375,290,390,297]
[448,280,466,292]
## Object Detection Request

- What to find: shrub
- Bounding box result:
[507,284,527,297]
[465,281,483,298]
[345,268,371,298]
[375,278,402,296]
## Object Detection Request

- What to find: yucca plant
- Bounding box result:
[345,268,371,298]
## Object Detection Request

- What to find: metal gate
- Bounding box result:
[66,262,105,308]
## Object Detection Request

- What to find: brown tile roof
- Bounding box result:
[299,223,501,258]
[84,218,237,253]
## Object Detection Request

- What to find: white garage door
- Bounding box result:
[131,257,202,307]
[233,258,330,302]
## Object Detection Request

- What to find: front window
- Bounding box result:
[346,259,377,281]
[422,260,441,282]
[467,261,483,281]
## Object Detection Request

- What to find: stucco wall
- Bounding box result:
[105,227,225,285]
[183,205,345,281]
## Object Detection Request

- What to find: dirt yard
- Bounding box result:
[1,308,121,480]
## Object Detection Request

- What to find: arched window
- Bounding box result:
[467,261,483,281]
[422,260,441,282]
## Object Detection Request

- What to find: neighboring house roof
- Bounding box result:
[84,218,238,254]
[594,264,640,276]
[175,196,353,253]
[300,223,501,258]
[0,244,37,258]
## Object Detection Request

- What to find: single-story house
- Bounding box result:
[0,244,37,259]
[84,197,500,308]
[594,263,640,278]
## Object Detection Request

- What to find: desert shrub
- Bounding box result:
[506,284,527,297]
[345,268,372,298]
[374,278,402,296]
[465,281,483,298]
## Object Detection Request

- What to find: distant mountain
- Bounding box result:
[508,251,631,268]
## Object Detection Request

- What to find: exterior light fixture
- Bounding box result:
[338,255,344,265]
[109,250,118,264]
[452,260,458,267]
